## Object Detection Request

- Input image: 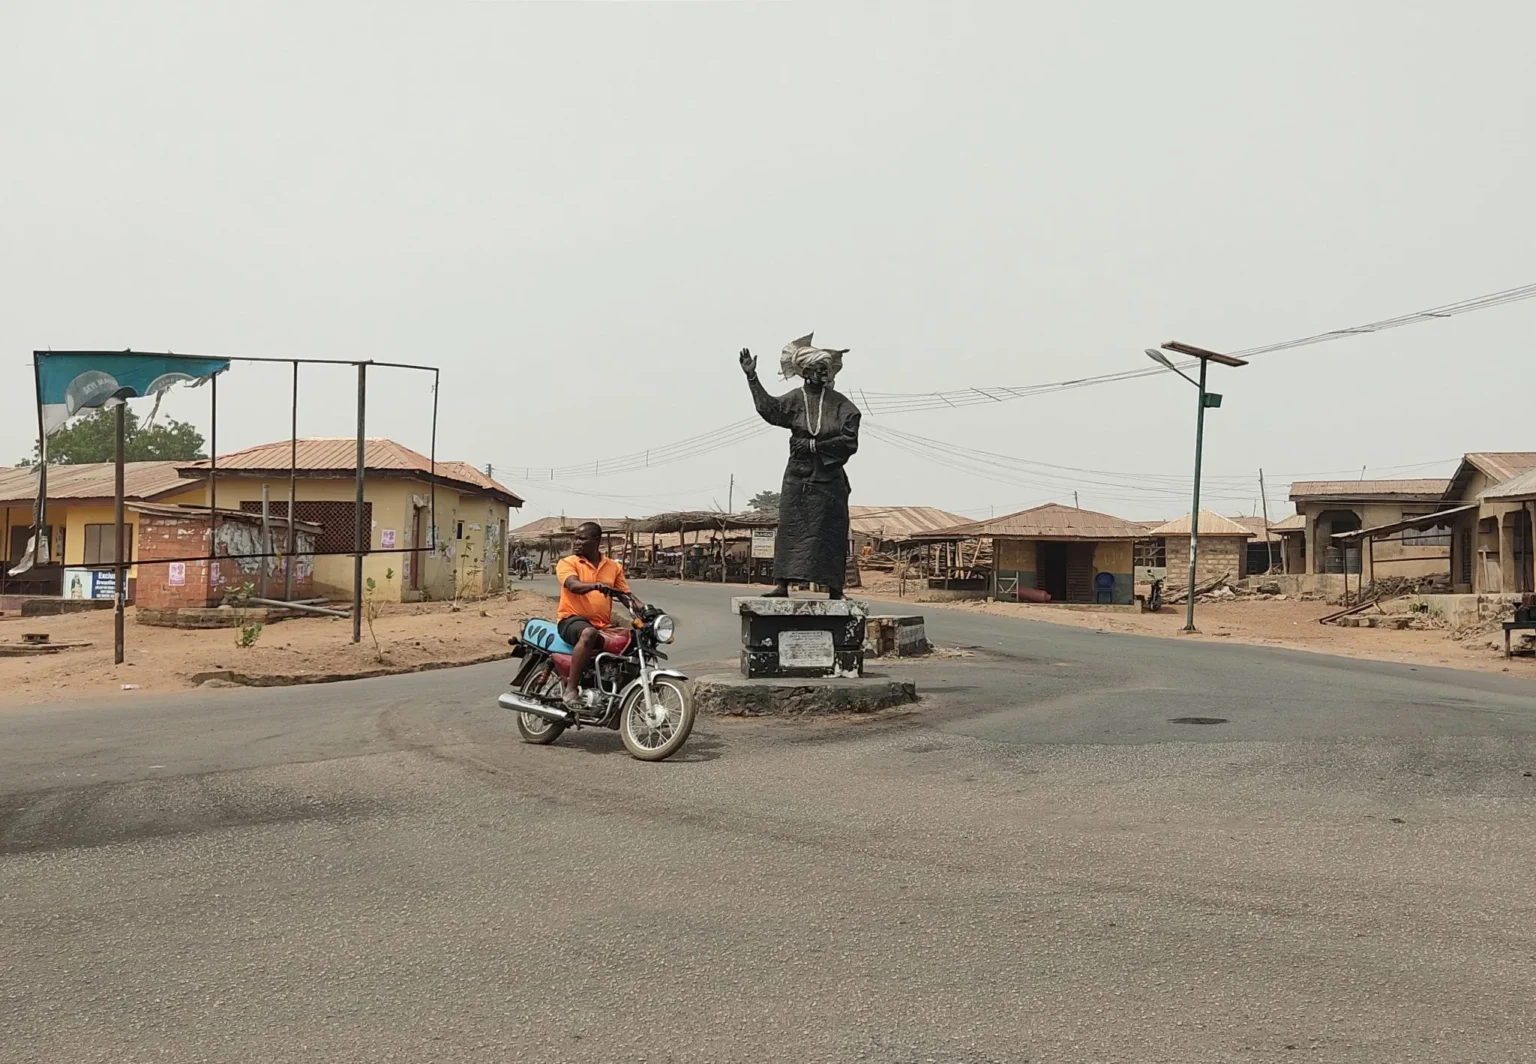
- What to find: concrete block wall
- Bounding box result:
[134,514,316,611]
[1166,535,1245,585]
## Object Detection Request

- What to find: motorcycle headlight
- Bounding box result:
[652,613,675,644]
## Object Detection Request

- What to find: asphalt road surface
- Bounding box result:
[3,578,1535,1063]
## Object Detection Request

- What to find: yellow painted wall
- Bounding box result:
[61,502,145,577]
[203,476,413,600]
[1093,540,1133,573]
[995,538,1035,572]
[3,504,54,562]
[198,475,509,601]
[5,476,511,602]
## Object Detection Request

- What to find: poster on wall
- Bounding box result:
[751,530,776,559]
[168,561,186,587]
[381,529,396,549]
[64,568,115,600]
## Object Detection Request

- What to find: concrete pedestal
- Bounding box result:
[693,674,917,717]
[732,597,867,679]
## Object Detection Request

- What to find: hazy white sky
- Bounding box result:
[3,1,1533,524]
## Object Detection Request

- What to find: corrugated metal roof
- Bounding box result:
[1229,515,1289,542]
[1480,466,1536,501]
[178,438,522,506]
[509,516,630,540]
[1149,510,1256,538]
[1226,514,1306,541]
[1465,452,1536,483]
[1289,479,1450,500]
[0,461,192,506]
[848,506,969,541]
[925,503,1143,540]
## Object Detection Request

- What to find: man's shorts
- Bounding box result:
[558,616,596,647]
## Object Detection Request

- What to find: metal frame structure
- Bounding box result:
[26,350,442,662]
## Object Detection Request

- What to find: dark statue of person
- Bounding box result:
[739,334,861,598]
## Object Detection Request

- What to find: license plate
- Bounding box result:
[778,629,834,667]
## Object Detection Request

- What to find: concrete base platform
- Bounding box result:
[693,673,918,717]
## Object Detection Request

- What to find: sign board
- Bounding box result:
[1134,566,1168,582]
[751,529,776,559]
[64,568,115,601]
[778,629,834,668]
[168,561,186,586]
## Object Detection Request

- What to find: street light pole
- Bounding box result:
[1145,342,1248,633]
[1184,357,1208,632]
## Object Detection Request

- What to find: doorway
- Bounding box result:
[1037,541,1068,602]
[1037,541,1096,603]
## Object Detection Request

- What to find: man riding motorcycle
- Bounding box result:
[555,521,645,710]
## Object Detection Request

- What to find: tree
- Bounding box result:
[748,490,781,512]
[20,407,207,465]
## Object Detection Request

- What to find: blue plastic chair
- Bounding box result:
[1093,572,1115,604]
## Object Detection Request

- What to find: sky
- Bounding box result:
[3,1,1533,526]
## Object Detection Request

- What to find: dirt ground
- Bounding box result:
[0,590,554,705]
[856,571,1536,679]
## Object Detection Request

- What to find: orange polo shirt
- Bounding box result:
[555,553,631,627]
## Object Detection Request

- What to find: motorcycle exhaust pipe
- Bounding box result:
[497,691,573,724]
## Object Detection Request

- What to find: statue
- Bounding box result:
[739,334,861,598]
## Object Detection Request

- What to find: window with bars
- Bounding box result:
[239,501,373,554]
[1133,538,1166,568]
[1401,512,1452,547]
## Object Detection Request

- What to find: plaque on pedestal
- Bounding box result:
[731,597,868,679]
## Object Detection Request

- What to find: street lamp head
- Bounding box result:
[1145,348,1177,372]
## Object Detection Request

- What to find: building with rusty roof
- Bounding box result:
[3,438,520,603]
[1147,510,1256,585]
[848,506,969,553]
[921,503,1141,604]
[2,462,212,597]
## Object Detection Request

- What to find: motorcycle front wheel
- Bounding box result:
[515,662,567,745]
[619,676,694,762]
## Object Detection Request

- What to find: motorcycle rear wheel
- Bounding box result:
[515,663,567,745]
[619,677,694,762]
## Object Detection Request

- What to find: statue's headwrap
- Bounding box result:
[779,333,848,384]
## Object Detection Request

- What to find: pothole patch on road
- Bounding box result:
[1168,716,1229,725]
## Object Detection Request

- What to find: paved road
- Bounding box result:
[3,580,1535,1063]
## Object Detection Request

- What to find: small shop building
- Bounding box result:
[925,503,1142,604]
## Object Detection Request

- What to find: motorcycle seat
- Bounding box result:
[522,619,633,657]
[522,618,574,655]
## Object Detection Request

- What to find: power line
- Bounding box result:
[864,423,1461,512]
[504,280,1536,480]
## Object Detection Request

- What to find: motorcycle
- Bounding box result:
[498,590,695,761]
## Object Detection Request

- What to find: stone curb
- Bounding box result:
[188,650,514,689]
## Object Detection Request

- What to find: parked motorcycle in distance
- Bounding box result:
[498,592,695,761]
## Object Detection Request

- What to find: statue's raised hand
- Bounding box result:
[739,348,757,377]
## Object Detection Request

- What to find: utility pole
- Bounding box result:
[728,474,734,513]
[1259,468,1280,574]
[1073,490,1079,509]
[113,401,126,665]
